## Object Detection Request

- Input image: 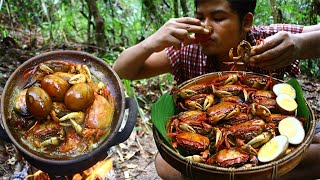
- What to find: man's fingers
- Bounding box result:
[172,18,209,34]
[250,41,287,64]
[172,29,192,42]
[250,49,279,64]
[168,35,182,50]
[175,17,202,25]
[176,23,209,34]
[254,53,290,70]
[250,36,282,58]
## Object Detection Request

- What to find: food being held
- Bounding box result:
[225,39,264,71]
[166,72,306,168]
[194,25,213,43]
[229,40,252,64]
[9,60,115,159]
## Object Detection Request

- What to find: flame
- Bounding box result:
[83,158,113,180]
[72,173,83,180]
[25,158,113,180]
[25,170,50,180]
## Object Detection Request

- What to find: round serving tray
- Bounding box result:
[153,71,316,180]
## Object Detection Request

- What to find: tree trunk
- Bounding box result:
[106,0,115,44]
[173,0,179,18]
[180,0,189,17]
[269,0,283,23]
[86,0,106,53]
[142,0,165,28]
[310,0,320,24]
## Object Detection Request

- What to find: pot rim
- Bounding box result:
[1,50,126,164]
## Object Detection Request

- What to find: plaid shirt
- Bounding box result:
[166,24,304,85]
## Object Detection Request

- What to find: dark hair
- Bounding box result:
[195,0,257,20]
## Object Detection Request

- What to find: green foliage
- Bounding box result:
[0,0,319,78]
[255,0,320,78]
[0,24,9,38]
[299,59,320,78]
[254,1,273,25]
[151,93,175,142]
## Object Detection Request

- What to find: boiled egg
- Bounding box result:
[278,117,305,145]
[258,135,289,163]
[273,83,296,99]
[276,94,298,115]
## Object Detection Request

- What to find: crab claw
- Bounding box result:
[180,89,198,99]
[240,144,258,155]
[39,63,54,74]
[59,112,85,125]
[186,155,206,163]
[70,119,84,136]
[251,103,271,117]
[69,74,87,84]
[76,64,92,83]
[185,100,203,110]
[247,132,273,148]
[213,127,222,146]
[203,94,214,110]
[179,122,196,133]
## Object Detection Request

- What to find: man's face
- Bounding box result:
[195,0,246,59]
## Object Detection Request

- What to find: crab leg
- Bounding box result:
[59,112,85,124]
[247,132,273,148]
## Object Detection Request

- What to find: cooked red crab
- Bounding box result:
[194,26,213,43]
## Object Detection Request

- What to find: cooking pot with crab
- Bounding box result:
[0,50,137,176]
[152,71,316,180]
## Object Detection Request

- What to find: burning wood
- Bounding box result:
[25,170,49,179]
[81,158,114,180]
[21,158,114,180]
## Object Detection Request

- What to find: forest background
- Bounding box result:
[1,0,320,78]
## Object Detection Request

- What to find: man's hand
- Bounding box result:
[143,17,210,52]
[249,31,302,70]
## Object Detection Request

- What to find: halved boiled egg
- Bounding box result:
[273,83,296,99]
[258,135,289,163]
[276,94,298,115]
[278,117,305,145]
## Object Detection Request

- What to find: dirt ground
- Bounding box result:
[0,46,319,179]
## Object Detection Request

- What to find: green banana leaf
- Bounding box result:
[151,93,175,142]
[151,78,310,145]
[287,78,310,129]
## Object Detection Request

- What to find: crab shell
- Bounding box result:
[228,119,266,142]
[207,102,241,125]
[174,132,210,155]
[85,93,114,129]
[215,148,250,167]
[177,110,207,122]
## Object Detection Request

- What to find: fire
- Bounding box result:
[25,170,50,180]
[25,158,113,180]
[73,158,113,180]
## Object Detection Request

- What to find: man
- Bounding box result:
[113,0,320,179]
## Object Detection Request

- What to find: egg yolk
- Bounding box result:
[280,120,297,138]
[278,85,295,97]
[259,140,279,159]
[279,98,297,111]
